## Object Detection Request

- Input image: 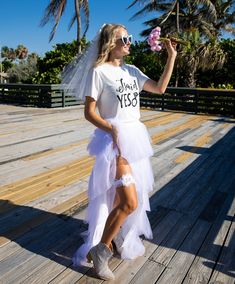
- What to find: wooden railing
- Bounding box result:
[140,87,235,117]
[0,83,234,116]
[0,83,81,108]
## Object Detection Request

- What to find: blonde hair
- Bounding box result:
[95,24,126,66]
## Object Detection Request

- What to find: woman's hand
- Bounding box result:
[163,38,177,58]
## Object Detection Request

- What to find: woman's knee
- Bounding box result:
[120,198,138,215]
[118,185,138,214]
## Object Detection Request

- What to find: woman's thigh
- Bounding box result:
[115,156,132,179]
[114,156,137,209]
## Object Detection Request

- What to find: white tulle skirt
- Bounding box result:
[72,119,154,266]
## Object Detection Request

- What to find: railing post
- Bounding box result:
[62,90,65,107]
[162,92,165,111]
[38,88,42,107]
[195,92,198,114]
[233,97,235,118]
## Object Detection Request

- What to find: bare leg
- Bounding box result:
[101,156,138,248]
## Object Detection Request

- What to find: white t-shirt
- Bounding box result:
[85,63,150,122]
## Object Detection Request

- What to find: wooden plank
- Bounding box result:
[0,136,88,166]
[0,111,210,211]
[199,191,228,223]
[0,179,88,230]
[22,140,88,161]
[49,267,90,284]
[0,191,88,247]
[0,130,75,148]
[182,189,235,284]
[0,131,89,156]
[77,210,183,284]
[0,214,82,277]
[0,218,66,275]
[175,156,228,214]
[141,111,172,122]
[0,242,22,262]
[0,156,93,197]
[154,219,211,284]
[176,127,235,214]
[0,207,67,253]
[110,211,182,284]
[49,207,167,283]
[174,131,212,164]
[144,112,184,128]
[0,105,234,283]
[149,215,197,266]
[3,159,91,200]
[126,211,200,284]
[0,145,89,186]
[0,117,87,140]
[8,211,86,284]
[151,115,214,144]
[0,226,84,283]
[150,147,214,210]
[129,260,165,284]
[209,221,235,284]
[151,126,235,213]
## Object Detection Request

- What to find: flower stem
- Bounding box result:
[159,37,189,46]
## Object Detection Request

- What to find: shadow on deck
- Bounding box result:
[0,122,234,283]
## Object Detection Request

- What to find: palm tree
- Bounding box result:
[128,0,217,39]
[15,45,28,60]
[176,29,226,87]
[127,0,232,87]
[1,46,17,61]
[41,0,89,53]
[212,0,235,38]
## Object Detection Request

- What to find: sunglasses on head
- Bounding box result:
[118,35,133,45]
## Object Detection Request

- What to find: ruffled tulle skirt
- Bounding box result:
[72,119,154,266]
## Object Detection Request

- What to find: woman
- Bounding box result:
[70,23,177,280]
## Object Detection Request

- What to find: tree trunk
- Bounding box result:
[184,68,197,88]
[176,1,179,34]
[174,1,180,86]
[75,0,81,54]
[175,61,179,87]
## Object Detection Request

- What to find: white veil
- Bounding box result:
[61,25,104,102]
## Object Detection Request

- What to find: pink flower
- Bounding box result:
[147,26,162,52]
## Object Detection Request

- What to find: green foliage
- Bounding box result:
[210,83,234,90]
[127,0,234,88]
[8,53,39,83]
[197,39,235,88]
[1,46,17,61]
[126,34,232,89]
[1,45,28,61]
[32,39,87,84]
[126,40,166,82]
[2,59,13,72]
[173,28,227,87]
[15,44,28,60]
[1,45,37,83]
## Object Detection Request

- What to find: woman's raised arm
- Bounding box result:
[143,39,177,95]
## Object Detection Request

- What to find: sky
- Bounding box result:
[0,0,157,57]
[1,0,233,58]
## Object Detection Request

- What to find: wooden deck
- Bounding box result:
[0,104,234,284]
